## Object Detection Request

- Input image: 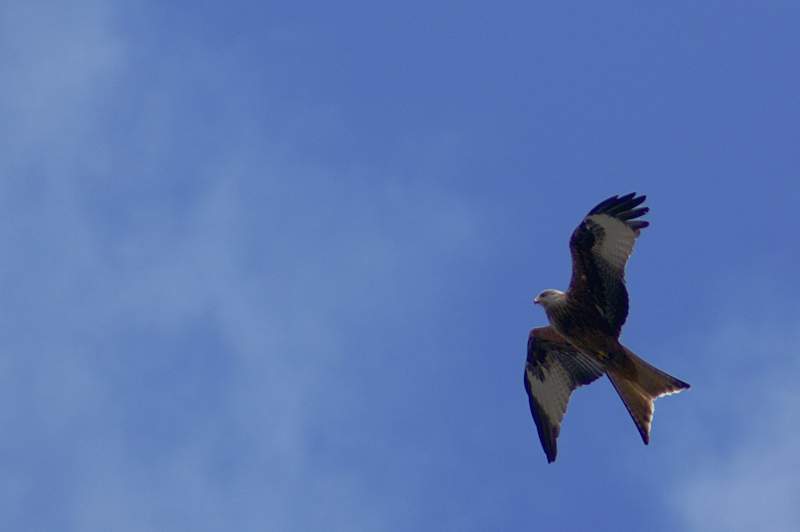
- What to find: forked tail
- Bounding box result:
[606,346,690,444]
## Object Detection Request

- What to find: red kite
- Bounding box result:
[525,193,689,462]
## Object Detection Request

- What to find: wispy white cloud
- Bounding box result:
[666,304,800,532]
[0,128,479,532]
[0,2,482,531]
[0,1,122,173]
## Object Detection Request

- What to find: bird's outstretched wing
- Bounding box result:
[524,326,605,463]
[567,193,649,337]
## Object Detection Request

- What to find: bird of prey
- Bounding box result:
[524,193,689,463]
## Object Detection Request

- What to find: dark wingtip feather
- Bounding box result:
[588,194,620,215]
[587,193,650,231]
[606,196,645,216]
[541,422,557,463]
[618,207,649,221]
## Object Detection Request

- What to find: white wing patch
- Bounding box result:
[588,214,637,270]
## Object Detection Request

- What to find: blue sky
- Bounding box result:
[2,1,799,531]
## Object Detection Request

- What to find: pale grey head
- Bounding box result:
[533,289,566,309]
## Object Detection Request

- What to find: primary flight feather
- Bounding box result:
[524,193,689,463]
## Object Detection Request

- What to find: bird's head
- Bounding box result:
[533,289,565,308]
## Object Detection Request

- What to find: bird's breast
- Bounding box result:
[546,301,615,358]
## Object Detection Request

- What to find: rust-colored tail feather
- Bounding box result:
[606,347,690,444]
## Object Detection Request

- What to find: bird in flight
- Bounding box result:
[524,193,689,463]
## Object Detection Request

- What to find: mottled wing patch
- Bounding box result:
[524,327,605,463]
